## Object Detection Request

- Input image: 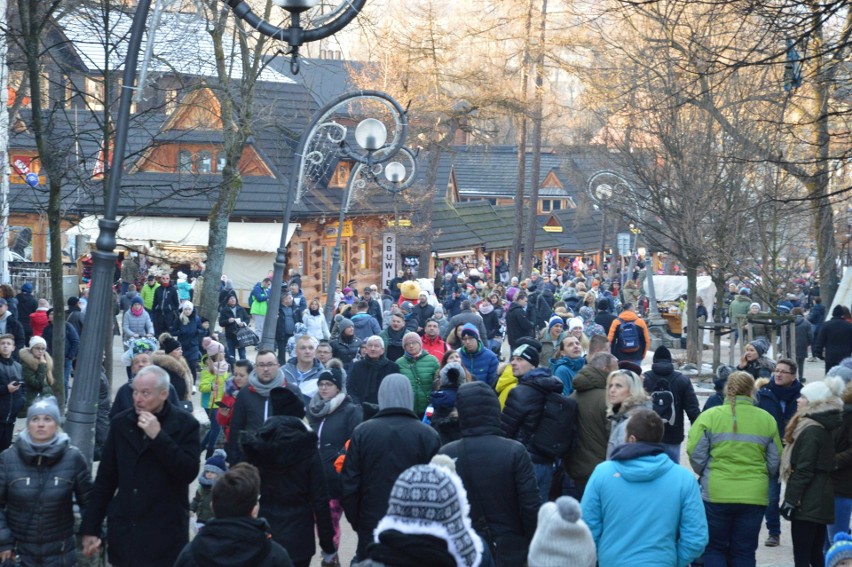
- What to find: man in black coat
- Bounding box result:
[410,291,435,334]
[641,346,701,462]
[440,382,540,567]
[501,341,565,504]
[813,305,852,373]
[152,274,180,336]
[341,373,441,561]
[81,365,200,567]
[505,292,535,351]
[0,300,25,359]
[346,337,400,406]
[14,283,37,342]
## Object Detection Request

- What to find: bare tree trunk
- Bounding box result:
[686,264,700,365]
[510,0,535,280]
[521,0,547,279]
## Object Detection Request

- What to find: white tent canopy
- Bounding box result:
[66,215,295,253]
[66,216,297,294]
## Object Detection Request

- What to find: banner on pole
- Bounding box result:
[382,232,396,291]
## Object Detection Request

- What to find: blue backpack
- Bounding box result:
[617,317,641,353]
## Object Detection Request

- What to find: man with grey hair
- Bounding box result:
[347,335,400,406]
[81,365,200,567]
[340,374,441,561]
[282,334,323,400]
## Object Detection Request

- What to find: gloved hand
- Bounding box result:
[320,550,340,567]
[780,501,796,521]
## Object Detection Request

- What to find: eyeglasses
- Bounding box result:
[256,362,278,368]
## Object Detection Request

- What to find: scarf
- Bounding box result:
[386,327,405,346]
[308,391,346,419]
[248,369,285,398]
[309,307,321,317]
[131,305,144,316]
[768,379,803,404]
[780,416,821,482]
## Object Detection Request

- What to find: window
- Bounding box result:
[86,77,105,111]
[197,151,212,173]
[178,150,193,173]
[540,199,563,213]
[330,161,351,187]
[217,152,227,171]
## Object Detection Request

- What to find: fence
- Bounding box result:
[10,263,79,300]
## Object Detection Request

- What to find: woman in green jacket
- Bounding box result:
[687,371,782,567]
[781,376,845,567]
[396,332,440,418]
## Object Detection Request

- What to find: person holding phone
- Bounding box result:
[0,334,24,452]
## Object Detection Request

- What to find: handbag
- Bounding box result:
[236,326,260,348]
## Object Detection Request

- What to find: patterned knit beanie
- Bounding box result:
[528,496,596,567]
[827,532,852,567]
[199,449,228,486]
[374,456,483,567]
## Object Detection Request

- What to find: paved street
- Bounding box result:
[49,331,823,567]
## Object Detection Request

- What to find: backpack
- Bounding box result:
[616,317,641,353]
[531,390,579,460]
[650,377,676,426]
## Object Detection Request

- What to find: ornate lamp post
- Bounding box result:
[323,144,417,321]
[69,0,367,463]
[586,170,665,329]
[261,90,411,349]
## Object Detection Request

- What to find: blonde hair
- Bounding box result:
[725,371,755,433]
[605,370,646,415]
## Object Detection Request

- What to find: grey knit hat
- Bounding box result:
[28,396,61,424]
[528,496,596,567]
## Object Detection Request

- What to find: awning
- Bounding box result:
[436,249,475,259]
[66,215,297,253]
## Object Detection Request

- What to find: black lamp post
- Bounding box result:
[261,90,411,349]
[68,0,367,464]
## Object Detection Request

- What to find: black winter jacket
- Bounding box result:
[330,334,362,373]
[226,374,303,465]
[814,316,852,370]
[757,380,803,439]
[242,416,335,563]
[500,368,564,464]
[347,356,400,407]
[340,408,441,556]
[79,403,201,567]
[218,304,251,342]
[307,396,363,500]
[174,517,294,567]
[505,304,534,350]
[0,358,24,424]
[0,434,92,565]
[14,292,37,335]
[440,382,539,567]
[642,362,701,444]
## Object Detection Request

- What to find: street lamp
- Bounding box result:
[323,144,417,322]
[586,170,665,329]
[261,90,410,350]
[226,0,368,74]
[68,0,366,464]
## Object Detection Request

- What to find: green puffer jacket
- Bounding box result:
[783,403,843,524]
[396,351,440,417]
[687,396,782,505]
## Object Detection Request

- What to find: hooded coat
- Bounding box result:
[174,517,294,567]
[396,351,440,417]
[642,361,701,444]
[171,313,205,364]
[782,402,843,524]
[566,365,610,483]
[19,347,53,410]
[340,381,441,559]
[152,352,193,401]
[80,402,201,567]
[440,383,540,567]
[606,395,653,458]
[582,443,708,567]
[307,395,363,500]
[241,416,336,563]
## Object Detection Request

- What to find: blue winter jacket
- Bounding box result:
[459,342,499,388]
[582,443,708,567]
[351,313,381,342]
[550,355,586,396]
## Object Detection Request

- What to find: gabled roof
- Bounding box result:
[264,56,370,106]
[58,8,293,83]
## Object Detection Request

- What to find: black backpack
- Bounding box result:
[650,376,676,426]
[616,317,641,353]
[531,390,579,460]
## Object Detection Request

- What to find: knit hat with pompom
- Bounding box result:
[527,496,596,567]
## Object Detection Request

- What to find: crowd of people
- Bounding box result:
[0,262,847,567]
